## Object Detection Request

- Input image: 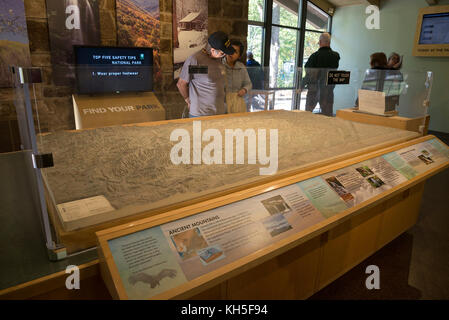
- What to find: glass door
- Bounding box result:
[269,0,300,110]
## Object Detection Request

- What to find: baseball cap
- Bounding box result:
[208,31,235,55]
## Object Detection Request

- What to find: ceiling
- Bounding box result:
[327,0,377,7]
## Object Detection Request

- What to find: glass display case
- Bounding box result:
[12,61,434,259]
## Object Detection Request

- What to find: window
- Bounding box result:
[304,1,331,64]
[249,0,265,22]
[270,25,298,89]
[273,1,299,28]
[247,25,264,64]
[248,0,266,65]
[247,1,331,111]
[306,1,330,32]
[270,1,300,91]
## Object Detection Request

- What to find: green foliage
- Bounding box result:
[248,0,264,22]
[247,25,262,62]
[117,0,160,48]
[304,31,320,61]
[117,0,161,80]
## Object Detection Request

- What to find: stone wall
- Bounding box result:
[0,0,249,152]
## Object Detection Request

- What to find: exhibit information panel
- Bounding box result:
[102,138,449,299]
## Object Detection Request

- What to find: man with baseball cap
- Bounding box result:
[177,31,235,117]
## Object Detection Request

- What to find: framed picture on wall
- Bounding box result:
[173,0,208,79]
[116,0,161,85]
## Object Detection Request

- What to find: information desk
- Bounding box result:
[96,135,449,299]
[39,111,423,255]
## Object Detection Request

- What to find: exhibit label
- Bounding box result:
[57,195,114,223]
[108,227,188,300]
[383,139,448,179]
[109,183,325,298]
[321,157,407,207]
[327,71,350,85]
[297,177,348,218]
[160,184,324,281]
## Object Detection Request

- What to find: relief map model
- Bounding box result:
[38,111,419,230]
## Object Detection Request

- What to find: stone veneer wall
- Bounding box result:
[0,0,248,152]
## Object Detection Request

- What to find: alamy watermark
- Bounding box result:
[170,121,279,175]
[65,5,81,30]
[65,265,80,290]
[365,5,380,30]
[365,265,380,290]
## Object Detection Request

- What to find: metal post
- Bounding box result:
[293,0,308,110]
[13,67,65,260]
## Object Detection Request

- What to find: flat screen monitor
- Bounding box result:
[419,12,449,45]
[75,46,153,94]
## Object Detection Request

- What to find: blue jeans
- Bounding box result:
[189,114,201,118]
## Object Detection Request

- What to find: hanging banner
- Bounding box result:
[0,0,31,87]
[116,0,161,83]
[173,0,208,79]
[46,0,101,86]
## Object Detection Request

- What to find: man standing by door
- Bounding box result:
[303,33,340,116]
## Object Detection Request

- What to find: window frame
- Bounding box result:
[248,0,332,93]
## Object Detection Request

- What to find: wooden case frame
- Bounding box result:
[96,135,449,300]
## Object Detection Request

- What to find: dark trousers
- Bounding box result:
[305,85,335,116]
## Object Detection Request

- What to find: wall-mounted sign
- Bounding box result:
[46,0,101,86]
[327,71,350,85]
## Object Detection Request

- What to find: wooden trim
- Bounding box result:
[0,260,100,300]
[336,108,430,134]
[96,135,449,300]
[97,238,128,300]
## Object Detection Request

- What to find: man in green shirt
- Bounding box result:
[304,33,340,116]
